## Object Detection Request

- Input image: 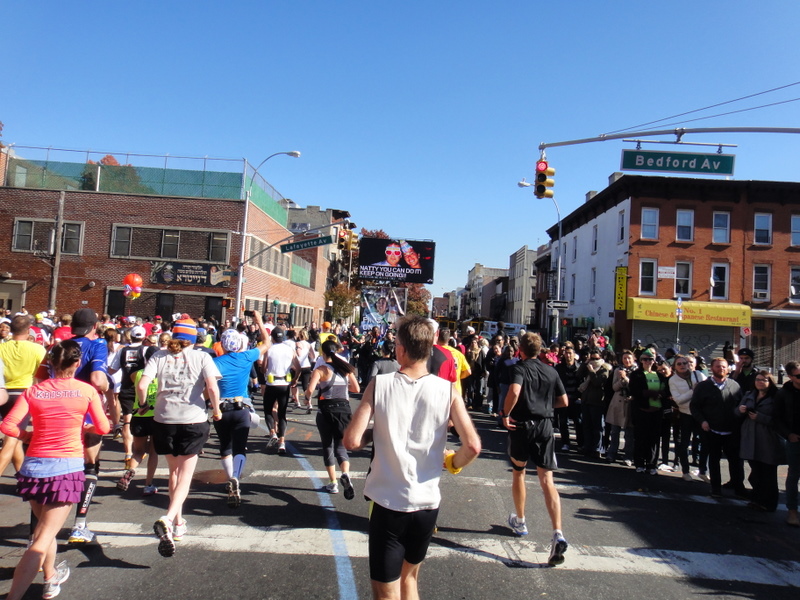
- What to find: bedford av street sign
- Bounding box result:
[621,149,735,176]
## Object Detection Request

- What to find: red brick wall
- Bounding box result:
[627,189,799,307]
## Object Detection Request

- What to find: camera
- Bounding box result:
[243,310,255,318]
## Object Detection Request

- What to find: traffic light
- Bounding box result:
[337,228,348,251]
[347,230,359,252]
[535,160,555,199]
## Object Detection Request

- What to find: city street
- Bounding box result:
[2,398,799,600]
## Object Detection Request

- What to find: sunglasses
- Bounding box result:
[755,378,770,383]
[675,361,689,366]
[386,249,401,256]
[641,357,654,361]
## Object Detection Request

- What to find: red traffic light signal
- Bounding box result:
[535,160,555,198]
[337,228,348,250]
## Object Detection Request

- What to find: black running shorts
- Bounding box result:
[130,416,154,438]
[118,391,135,416]
[507,418,558,471]
[368,503,439,583]
[151,421,210,456]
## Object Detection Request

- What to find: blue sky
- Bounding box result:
[4,1,800,298]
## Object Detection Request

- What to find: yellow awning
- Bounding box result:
[626,298,750,327]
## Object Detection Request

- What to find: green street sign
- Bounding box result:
[280,235,333,253]
[621,149,735,176]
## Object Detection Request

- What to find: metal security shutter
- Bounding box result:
[630,321,736,357]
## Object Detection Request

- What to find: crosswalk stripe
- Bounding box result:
[54,522,800,587]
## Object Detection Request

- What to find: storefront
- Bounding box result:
[626,298,750,357]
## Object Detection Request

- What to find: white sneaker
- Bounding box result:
[143,484,158,496]
[42,560,70,599]
[623,459,634,467]
[67,525,95,544]
[507,513,528,536]
[325,481,339,494]
[693,470,710,483]
[268,433,278,447]
[153,516,175,557]
[548,532,568,566]
[173,520,188,542]
[657,463,674,472]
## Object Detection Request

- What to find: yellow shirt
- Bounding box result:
[442,346,471,396]
[0,340,47,389]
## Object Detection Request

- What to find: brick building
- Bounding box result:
[543,173,800,370]
[0,147,335,326]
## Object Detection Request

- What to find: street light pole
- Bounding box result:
[518,179,562,341]
[234,151,300,321]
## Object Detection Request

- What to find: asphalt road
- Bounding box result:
[2,396,799,600]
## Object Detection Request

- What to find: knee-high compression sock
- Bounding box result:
[232,454,246,480]
[221,455,234,479]
[74,462,99,527]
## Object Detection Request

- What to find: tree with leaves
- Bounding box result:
[324,283,361,322]
[80,154,153,194]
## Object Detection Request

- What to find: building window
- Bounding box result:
[675,261,691,297]
[12,219,82,255]
[590,268,597,300]
[712,212,730,244]
[62,223,82,254]
[162,230,180,258]
[618,210,625,243]
[592,225,598,253]
[572,236,577,262]
[641,208,659,240]
[570,274,576,302]
[753,265,770,300]
[113,226,132,256]
[711,263,729,300]
[12,220,33,251]
[754,213,772,245]
[791,267,800,302]
[640,259,656,295]
[676,209,694,242]
[209,232,228,262]
[792,216,800,247]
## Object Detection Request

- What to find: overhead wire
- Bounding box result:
[601,80,800,135]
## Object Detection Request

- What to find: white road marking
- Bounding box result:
[53,522,800,587]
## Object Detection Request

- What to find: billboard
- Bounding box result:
[357,238,435,284]
[360,286,407,334]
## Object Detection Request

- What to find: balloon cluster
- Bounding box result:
[123,273,143,300]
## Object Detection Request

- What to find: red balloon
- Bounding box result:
[123,273,143,287]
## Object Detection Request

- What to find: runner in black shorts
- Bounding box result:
[116,371,160,495]
[502,331,570,566]
[368,504,439,583]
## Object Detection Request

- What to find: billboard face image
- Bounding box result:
[357,238,435,284]
[360,286,407,334]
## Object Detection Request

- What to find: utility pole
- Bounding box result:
[48,191,65,311]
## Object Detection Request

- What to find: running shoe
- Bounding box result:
[113,424,123,440]
[657,463,674,472]
[42,560,70,599]
[143,484,158,496]
[67,525,95,544]
[325,481,339,494]
[340,473,355,500]
[507,513,528,536]
[635,467,646,473]
[623,459,634,467]
[548,532,569,566]
[306,407,312,415]
[153,517,175,557]
[277,442,286,455]
[173,520,188,542]
[227,477,241,508]
[268,433,278,448]
[116,469,136,491]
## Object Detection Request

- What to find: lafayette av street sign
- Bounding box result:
[280,235,333,253]
[621,149,735,176]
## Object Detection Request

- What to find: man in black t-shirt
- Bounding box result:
[502,331,569,566]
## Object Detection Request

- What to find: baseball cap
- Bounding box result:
[271,326,285,342]
[738,348,755,359]
[322,321,331,329]
[71,308,98,337]
[130,326,146,339]
[126,315,137,324]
